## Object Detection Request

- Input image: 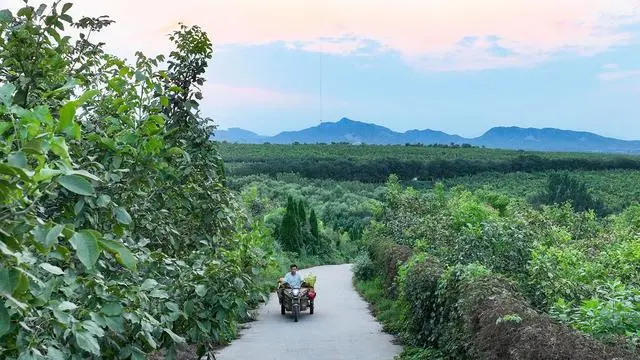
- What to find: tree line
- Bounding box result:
[226,154,640,183]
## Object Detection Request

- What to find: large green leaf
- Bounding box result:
[164,328,185,344]
[149,289,169,299]
[51,136,70,161]
[81,320,105,337]
[66,169,101,182]
[69,231,100,270]
[0,9,13,23]
[57,175,95,196]
[58,301,78,311]
[39,263,64,275]
[101,303,123,317]
[33,168,63,182]
[195,285,207,297]
[0,121,11,136]
[96,194,111,208]
[61,3,73,13]
[141,279,158,291]
[0,164,29,180]
[46,347,65,360]
[57,100,77,134]
[0,83,15,107]
[45,225,65,249]
[76,89,99,106]
[105,316,124,333]
[74,330,101,355]
[7,151,27,168]
[113,207,132,225]
[0,301,10,337]
[99,239,137,271]
[0,268,25,296]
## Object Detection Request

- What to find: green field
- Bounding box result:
[220,143,640,184]
[219,142,640,162]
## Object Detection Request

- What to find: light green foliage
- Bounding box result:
[441,169,640,214]
[1,3,278,359]
[550,282,640,340]
[495,314,522,325]
[357,175,640,355]
[228,174,381,260]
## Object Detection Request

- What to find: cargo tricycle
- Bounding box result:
[277,275,317,322]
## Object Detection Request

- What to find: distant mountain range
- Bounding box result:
[212,118,640,154]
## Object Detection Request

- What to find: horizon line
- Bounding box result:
[215,117,640,142]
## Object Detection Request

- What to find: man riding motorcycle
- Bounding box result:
[283,264,302,288]
[278,264,315,321]
[279,264,301,302]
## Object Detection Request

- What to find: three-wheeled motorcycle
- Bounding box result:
[278,281,316,322]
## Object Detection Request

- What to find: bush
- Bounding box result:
[399,261,638,360]
[530,172,608,216]
[367,235,412,294]
[353,253,376,281]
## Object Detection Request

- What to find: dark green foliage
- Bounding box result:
[297,199,306,226]
[279,196,301,252]
[221,143,640,183]
[309,208,319,239]
[366,235,412,294]
[277,195,333,258]
[530,172,607,215]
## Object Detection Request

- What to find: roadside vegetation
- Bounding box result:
[0,3,310,358]
[353,176,639,359]
[224,143,640,359]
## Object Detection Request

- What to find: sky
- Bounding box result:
[2,0,640,139]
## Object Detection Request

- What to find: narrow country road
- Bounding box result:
[215,264,402,360]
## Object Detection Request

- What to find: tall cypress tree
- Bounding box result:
[297,199,306,227]
[309,208,319,239]
[280,196,301,252]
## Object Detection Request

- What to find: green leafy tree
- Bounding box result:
[0,2,280,359]
[531,172,607,216]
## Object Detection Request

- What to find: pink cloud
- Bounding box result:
[3,0,638,71]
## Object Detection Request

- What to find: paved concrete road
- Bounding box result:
[215,264,402,360]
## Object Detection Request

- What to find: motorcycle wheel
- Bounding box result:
[293,307,299,322]
[281,304,285,315]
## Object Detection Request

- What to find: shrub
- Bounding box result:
[398,261,638,360]
[353,253,376,281]
[530,172,608,216]
[367,236,412,294]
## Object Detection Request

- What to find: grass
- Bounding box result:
[354,277,444,360]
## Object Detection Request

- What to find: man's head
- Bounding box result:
[289,264,298,275]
